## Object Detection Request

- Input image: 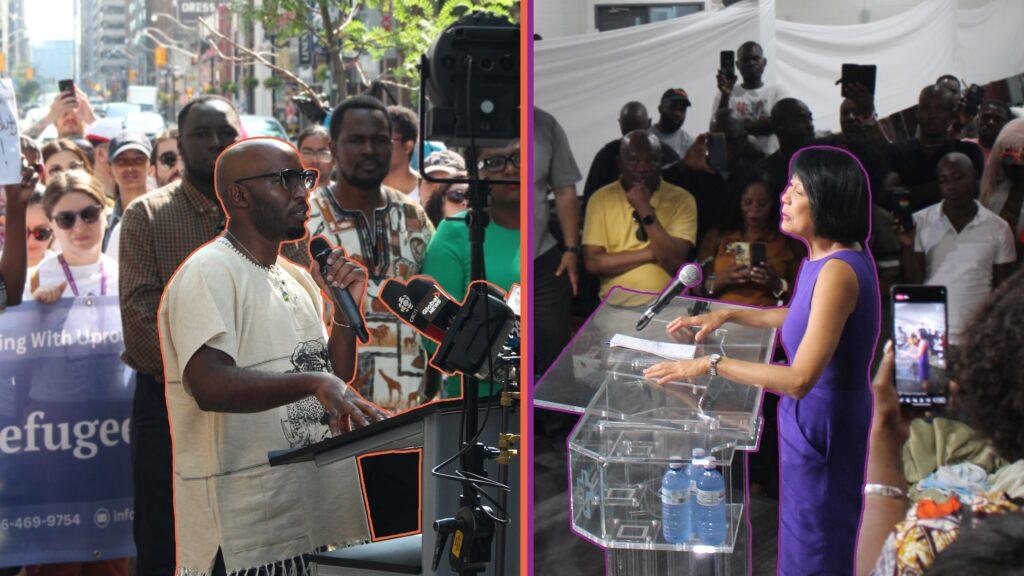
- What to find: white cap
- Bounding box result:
[85,118,125,144]
[669,456,685,469]
[692,448,706,458]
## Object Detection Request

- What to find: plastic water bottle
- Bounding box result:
[661,457,690,543]
[686,448,706,540]
[694,458,727,546]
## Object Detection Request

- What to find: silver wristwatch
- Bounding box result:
[708,353,723,377]
[863,483,907,499]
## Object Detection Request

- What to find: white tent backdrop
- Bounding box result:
[535,0,1024,180]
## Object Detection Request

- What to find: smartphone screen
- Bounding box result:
[58,79,75,95]
[719,51,735,79]
[750,242,767,268]
[707,133,727,173]
[890,188,914,231]
[839,64,877,98]
[892,285,949,410]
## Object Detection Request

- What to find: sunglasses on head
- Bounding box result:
[632,211,649,242]
[27,226,53,241]
[53,204,103,230]
[234,168,319,192]
[158,152,179,168]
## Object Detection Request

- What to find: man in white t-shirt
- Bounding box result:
[158,138,387,575]
[897,152,1016,345]
[712,41,787,155]
[652,88,694,158]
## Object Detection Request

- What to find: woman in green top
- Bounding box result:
[421,140,521,398]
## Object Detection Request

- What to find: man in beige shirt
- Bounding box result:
[159,138,386,575]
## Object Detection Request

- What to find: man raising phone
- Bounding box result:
[25,81,96,139]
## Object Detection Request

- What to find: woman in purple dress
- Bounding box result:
[646,147,880,575]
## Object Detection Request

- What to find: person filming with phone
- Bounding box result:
[645,147,879,576]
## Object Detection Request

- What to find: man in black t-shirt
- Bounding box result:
[886,85,984,211]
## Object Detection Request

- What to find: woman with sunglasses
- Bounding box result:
[423,176,469,227]
[21,191,56,298]
[32,170,117,304]
[41,139,93,181]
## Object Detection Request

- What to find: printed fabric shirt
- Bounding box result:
[158,238,368,576]
[306,185,434,412]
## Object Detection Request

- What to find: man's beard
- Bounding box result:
[340,167,385,189]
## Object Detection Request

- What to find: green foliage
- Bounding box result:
[235,0,516,90]
[221,81,238,95]
[244,77,260,90]
[263,76,284,89]
[17,79,40,105]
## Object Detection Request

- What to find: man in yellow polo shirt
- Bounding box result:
[583,130,697,298]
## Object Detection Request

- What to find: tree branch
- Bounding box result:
[196,16,323,105]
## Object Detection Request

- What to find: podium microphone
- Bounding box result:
[635,263,703,331]
[311,236,370,343]
[379,277,462,343]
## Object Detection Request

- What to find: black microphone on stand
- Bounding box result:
[310,236,370,343]
[635,262,703,331]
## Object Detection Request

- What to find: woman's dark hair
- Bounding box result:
[790,146,870,244]
[719,168,774,235]
[296,124,329,150]
[955,268,1024,462]
[41,139,94,174]
[923,511,1024,576]
[424,185,447,227]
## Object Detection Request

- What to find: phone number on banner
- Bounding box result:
[1,514,82,531]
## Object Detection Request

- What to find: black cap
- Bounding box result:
[660,88,692,107]
[109,132,153,162]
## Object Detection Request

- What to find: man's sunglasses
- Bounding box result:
[234,168,319,192]
[53,205,103,230]
[158,152,179,168]
[27,226,53,241]
[632,211,648,242]
[479,153,520,173]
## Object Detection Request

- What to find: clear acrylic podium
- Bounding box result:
[534,288,778,576]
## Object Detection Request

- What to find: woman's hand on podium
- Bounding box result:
[643,356,713,385]
[666,309,731,343]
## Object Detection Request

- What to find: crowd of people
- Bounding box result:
[534,38,1024,575]
[0,85,520,574]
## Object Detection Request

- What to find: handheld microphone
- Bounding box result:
[635,262,703,331]
[310,236,370,343]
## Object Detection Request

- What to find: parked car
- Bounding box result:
[103,102,142,119]
[240,114,289,140]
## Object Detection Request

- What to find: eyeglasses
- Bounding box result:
[479,153,520,173]
[300,148,332,160]
[158,152,179,168]
[53,204,103,230]
[48,161,85,175]
[27,226,53,241]
[631,211,648,242]
[234,168,319,192]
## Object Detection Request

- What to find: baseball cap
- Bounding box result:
[661,88,692,107]
[423,149,466,176]
[109,132,153,162]
[85,118,125,144]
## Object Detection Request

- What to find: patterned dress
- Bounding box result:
[305,185,434,412]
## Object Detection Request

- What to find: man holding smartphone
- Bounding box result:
[24,81,96,140]
[895,152,1015,346]
[713,41,787,155]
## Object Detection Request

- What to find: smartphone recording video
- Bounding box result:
[892,285,949,410]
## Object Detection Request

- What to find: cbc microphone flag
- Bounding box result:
[0,297,135,566]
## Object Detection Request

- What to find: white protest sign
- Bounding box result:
[0,78,21,185]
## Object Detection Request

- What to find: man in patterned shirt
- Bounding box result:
[306,95,433,412]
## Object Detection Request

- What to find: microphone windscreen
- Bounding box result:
[677,263,702,288]
[310,236,331,265]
